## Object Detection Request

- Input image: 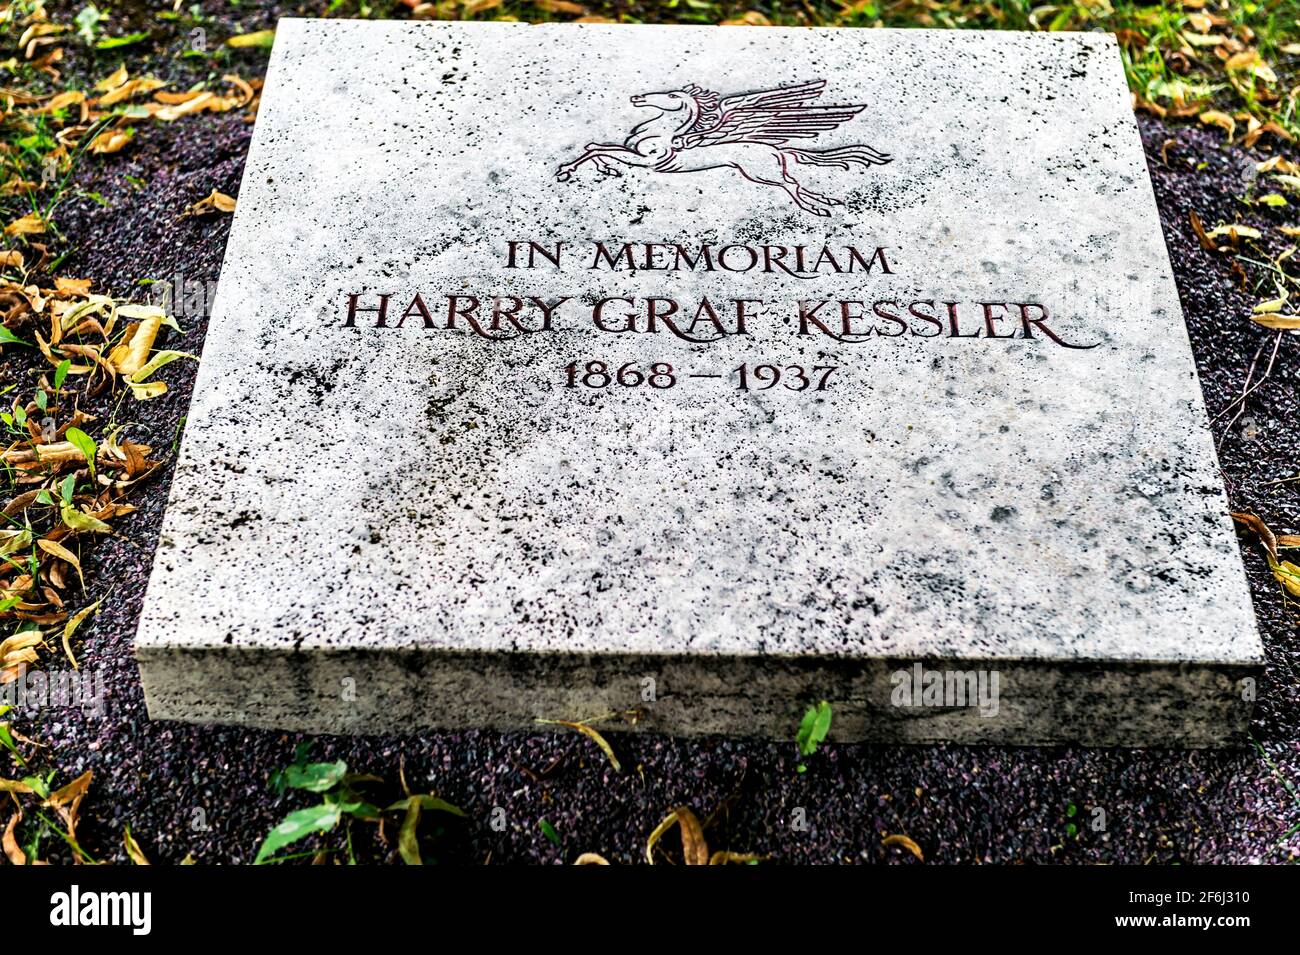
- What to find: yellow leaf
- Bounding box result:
[226,29,276,48]
[722,11,772,25]
[1204,223,1262,241]
[97,76,165,107]
[95,64,128,93]
[46,770,92,809]
[1267,554,1300,597]
[90,128,133,154]
[1250,313,1300,329]
[37,538,82,587]
[107,307,164,376]
[184,189,236,215]
[882,832,925,862]
[61,600,99,669]
[645,806,709,865]
[535,0,587,12]
[5,214,45,236]
[1198,110,1236,140]
[573,852,610,864]
[535,717,621,772]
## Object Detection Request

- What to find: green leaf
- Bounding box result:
[796,700,833,758]
[59,474,75,505]
[60,503,112,533]
[95,32,149,50]
[281,760,347,793]
[64,427,96,478]
[54,359,70,392]
[539,818,561,846]
[254,802,343,864]
[396,802,422,865]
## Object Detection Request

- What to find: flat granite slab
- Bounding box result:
[136,19,1262,745]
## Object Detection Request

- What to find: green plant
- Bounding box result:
[795,700,832,772]
[256,744,464,864]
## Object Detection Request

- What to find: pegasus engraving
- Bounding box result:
[555,79,891,216]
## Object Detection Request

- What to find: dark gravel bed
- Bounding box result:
[9,29,1299,863]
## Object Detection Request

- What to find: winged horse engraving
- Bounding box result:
[555,79,891,216]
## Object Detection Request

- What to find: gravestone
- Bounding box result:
[135,19,1262,745]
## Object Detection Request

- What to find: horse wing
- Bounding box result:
[678,81,865,148]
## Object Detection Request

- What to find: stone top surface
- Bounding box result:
[136,19,1261,665]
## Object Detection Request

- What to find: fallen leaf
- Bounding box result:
[90,128,133,154]
[226,29,276,48]
[1198,109,1236,140]
[573,852,610,864]
[124,824,150,865]
[883,832,925,862]
[1191,209,1218,253]
[535,717,621,772]
[97,76,165,107]
[722,11,772,25]
[1231,511,1278,559]
[1249,313,1300,329]
[535,0,587,13]
[677,806,709,865]
[37,538,83,587]
[5,214,46,237]
[3,810,25,865]
[183,189,236,216]
[1205,223,1262,241]
[61,600,99,669]
[1266,553,1300,598]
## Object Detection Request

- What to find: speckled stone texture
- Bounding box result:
[136,20,1260,744]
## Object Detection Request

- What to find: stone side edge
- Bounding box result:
[136,644,1258,748]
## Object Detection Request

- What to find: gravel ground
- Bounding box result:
[10,14,1300,864]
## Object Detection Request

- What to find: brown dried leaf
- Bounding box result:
[1231,511,1278,559]
[3,810,25,865]
[1189,209,1217,251]
[676,806,709,865]
[573,852,610,865]
[37,538,82,587]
